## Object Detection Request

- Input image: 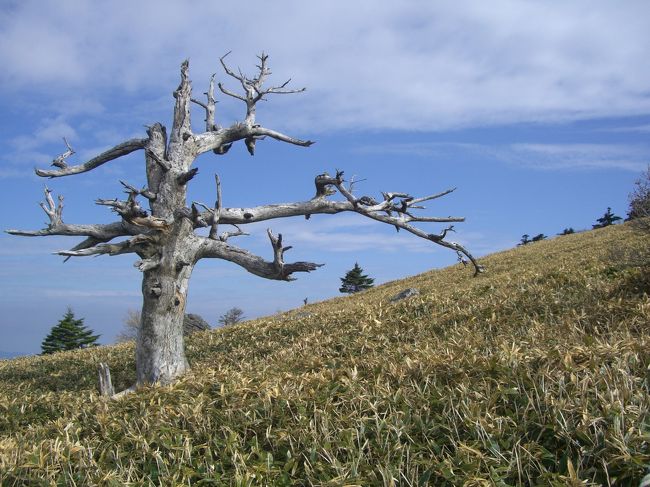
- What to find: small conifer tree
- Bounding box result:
[593,207,622,229]
[559,227,575,235]
[339,263,375,294]
[41,308,100,354]
[531,233,547,242]
[518,234,531,246]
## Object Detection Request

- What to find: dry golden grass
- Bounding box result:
[0,224,648,485]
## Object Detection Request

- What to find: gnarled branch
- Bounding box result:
[6,188,135,242]
[195,170,483,275]
[192,52,313,156]
[218,51,306,126]
[251,127,313,147]
[35,139,148,178]
[55,234,156,258]
[96,197,147,220]
[192,124,313,155]
[197,232,322,281]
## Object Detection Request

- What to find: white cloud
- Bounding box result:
[602,124,650,133]
[356,141,650,172]
[10,117,77,152]
[500,144,649,171]
[1,117,78,178]
[0,1,649,132]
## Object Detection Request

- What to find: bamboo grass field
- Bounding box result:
[1,224,648,485]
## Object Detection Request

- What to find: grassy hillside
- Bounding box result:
[1,224,648,486]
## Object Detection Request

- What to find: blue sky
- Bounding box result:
[1,1,649,356]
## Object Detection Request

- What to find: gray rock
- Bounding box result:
[389,288,420,302]
[183,313,210,335]
[293,311,312,319]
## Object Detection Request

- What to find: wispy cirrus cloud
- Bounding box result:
[600,124,650,133]
[498,143,649,171]
[356,141,650,172]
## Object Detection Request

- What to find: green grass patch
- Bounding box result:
[1,224,648,485]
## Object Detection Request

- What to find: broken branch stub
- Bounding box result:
[51,137,75,169]
[98,363,115,397]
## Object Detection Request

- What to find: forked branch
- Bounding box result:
[6,187,134,243]
[198,231,322,281]
[39,186,63,227]
[218,51,306,126]
[191,53,313,156]
[324,171,483,274]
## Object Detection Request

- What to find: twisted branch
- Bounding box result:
[197,232,322,281]
[55,234,156,258]
[194,170,483,275]
[36,139,148,178]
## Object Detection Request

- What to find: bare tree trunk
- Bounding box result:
[136,265,192,385]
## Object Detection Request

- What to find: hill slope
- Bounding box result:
[1,224,648,485]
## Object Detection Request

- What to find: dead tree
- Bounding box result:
[7,53,483,394]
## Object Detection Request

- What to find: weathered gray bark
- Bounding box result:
[138,266,192,384]
[7,53,483,394]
